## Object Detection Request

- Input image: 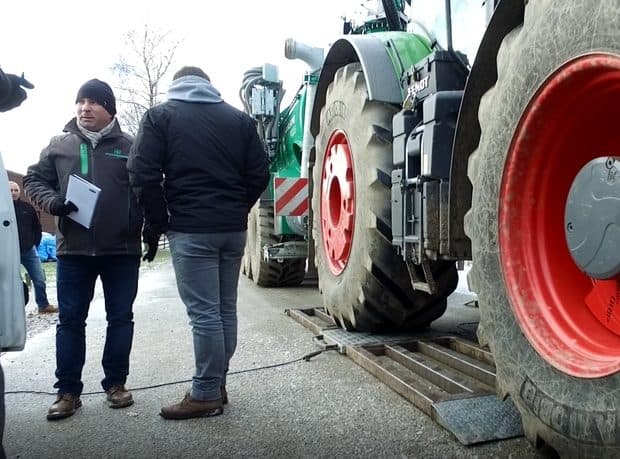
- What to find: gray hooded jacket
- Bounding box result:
[128,76,269,234]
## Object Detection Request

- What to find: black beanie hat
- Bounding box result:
[75,79,116,116]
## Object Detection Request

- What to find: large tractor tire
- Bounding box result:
[241,226,253,280]
[465,1,620,457]
[242,205,257,280]
[312,63,458,332]
[245,203,306,287]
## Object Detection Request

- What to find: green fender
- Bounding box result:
[309,32,432,138]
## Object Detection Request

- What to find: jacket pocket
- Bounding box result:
[57,216,83,247]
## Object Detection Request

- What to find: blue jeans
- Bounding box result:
[55,255,140,395]
[20,246,50,309]
[168,231,246,401]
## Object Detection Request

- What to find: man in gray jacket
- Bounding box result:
[24,79,142,420]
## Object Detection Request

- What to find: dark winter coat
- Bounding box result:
[23,119,142,256]
[13,199,41,253]
[127,76,270,234]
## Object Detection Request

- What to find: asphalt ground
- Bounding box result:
[2,252,542,458]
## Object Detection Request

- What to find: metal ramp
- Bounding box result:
[285,307,524,446]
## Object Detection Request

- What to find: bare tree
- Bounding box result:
[111,25,182,135]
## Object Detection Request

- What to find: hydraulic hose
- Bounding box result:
[239,67,283,158]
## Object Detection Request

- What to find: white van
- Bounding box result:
[0,152,26,352]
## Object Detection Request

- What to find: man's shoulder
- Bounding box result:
[46,132,79,151]
[215,100,245,116]
[119,131,134,144]
[208,101,253,127]
[162,99,252,129]
[149,102,172,115]
[50,132,74,144]
[143,102,173,125]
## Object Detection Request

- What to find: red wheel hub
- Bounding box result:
[500,54,620,377]
[320,130,355,275]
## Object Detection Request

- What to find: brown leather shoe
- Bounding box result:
[106,385,134,408]
[38,304,58,314]
[160,391,223,420]
[47,394,81,420]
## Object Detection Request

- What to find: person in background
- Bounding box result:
[128,66,269,419]
[8,180,57,314]
[23,79,142,421]
[0,66,33,459]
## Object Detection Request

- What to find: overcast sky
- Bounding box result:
[0,0,348,173]
[1,1,487,174]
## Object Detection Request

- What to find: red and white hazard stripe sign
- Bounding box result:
[274,177,308,216]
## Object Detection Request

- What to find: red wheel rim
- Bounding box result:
[320,130,355,275]
[500,54,620,377]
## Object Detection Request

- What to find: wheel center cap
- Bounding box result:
[565,156,620,279]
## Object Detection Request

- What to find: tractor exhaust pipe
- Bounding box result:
[284,38,324,73]
[284,38,325,234]
[283,38,324,181]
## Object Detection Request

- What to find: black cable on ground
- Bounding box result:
[4,348,337,396]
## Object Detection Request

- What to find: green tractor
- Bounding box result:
[240,1,620,456]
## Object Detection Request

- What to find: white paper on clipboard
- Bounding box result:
[65,174,101,229]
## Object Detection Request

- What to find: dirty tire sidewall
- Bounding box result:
[466,1,620,457]
[241,211,253,280]
[242,204,256,280]
[312,63,457,332]
[248,204,306,287]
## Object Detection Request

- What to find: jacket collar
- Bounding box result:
[64,117,123,139]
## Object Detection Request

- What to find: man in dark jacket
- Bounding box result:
[128,66,269,419]
[8,181,56,313]
[24,79,142,420]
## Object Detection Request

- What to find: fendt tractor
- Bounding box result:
[239,0,620,456]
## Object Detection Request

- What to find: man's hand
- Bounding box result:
[0,71,34,112]
[142,226,161,262]
[49,199,78,216]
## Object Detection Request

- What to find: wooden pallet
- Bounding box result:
[285,307,523,445]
